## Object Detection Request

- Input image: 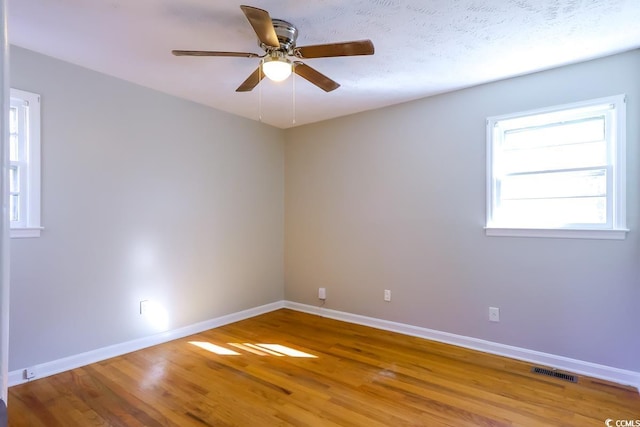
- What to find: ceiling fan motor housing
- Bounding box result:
[267,19,298,53]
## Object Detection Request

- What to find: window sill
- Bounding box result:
[10,227,43,239]
[485,227,628,240]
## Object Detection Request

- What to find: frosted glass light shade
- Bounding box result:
[262,57,292,82]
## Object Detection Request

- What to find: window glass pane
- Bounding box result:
[9,88,42,235]
[501,169,606,200]
[500,141,606,175]
[500,103,613,131]
[503,117,604,150]
[9,134,19,162]
[495,197,606,227]
[9,195,19,222]
[9,106,17,134]
[9,166,19,193]
[488,95,625,234]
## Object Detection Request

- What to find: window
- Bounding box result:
[9,88,42,238]
[486,95,627,239]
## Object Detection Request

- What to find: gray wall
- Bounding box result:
[9,46,285,371]
[285,49,640,371]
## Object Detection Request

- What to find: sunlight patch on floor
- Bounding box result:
[188,341,317,358]
[255,344,317,358]
[189,341,240,355]
[228,342,270,356]
[241,343,284,356]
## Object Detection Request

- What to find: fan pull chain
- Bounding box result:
[292,63,296,125]
[258,59,263,122]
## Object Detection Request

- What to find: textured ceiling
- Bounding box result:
[9,0,640,128]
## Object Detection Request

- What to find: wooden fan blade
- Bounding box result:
[236,67,265,92]
[240,5,279,48]
[294,40,374,59]
[172,50,260,58]
[293,62,340,92]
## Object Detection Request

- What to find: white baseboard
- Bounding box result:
[10,299,639,393]
[284,301,640,391]
[8,301,284,386]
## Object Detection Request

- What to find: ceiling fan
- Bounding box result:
[172,5,375,93]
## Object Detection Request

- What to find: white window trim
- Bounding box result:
[485,95,627,240]
[9,88,42,238]
[484,227,627,240]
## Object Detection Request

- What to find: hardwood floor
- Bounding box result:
[8,309,640,426]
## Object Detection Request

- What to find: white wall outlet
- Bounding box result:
[318,287,326,300]
[489,307,500,322]
[384,289,391,302]
[24,367,36,380]
[140,300,149,315]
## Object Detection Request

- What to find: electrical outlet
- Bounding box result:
[140,300,149,315]
[489,307,500,322]
[384,289,391,302]
[24,367,36,380]
[318,288,326,300]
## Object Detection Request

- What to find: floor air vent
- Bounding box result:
[531,367,578,383]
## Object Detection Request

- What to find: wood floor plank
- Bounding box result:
[8,309,640,426]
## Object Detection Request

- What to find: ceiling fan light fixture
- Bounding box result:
[262,55,292,82]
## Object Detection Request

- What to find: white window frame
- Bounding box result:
[9,88,42,238]
[486,95,627,240]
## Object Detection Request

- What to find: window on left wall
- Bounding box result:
[9,88,42,238]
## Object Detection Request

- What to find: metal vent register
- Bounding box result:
[531,367,578,383]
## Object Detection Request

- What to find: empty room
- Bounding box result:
[1,1,639,426]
